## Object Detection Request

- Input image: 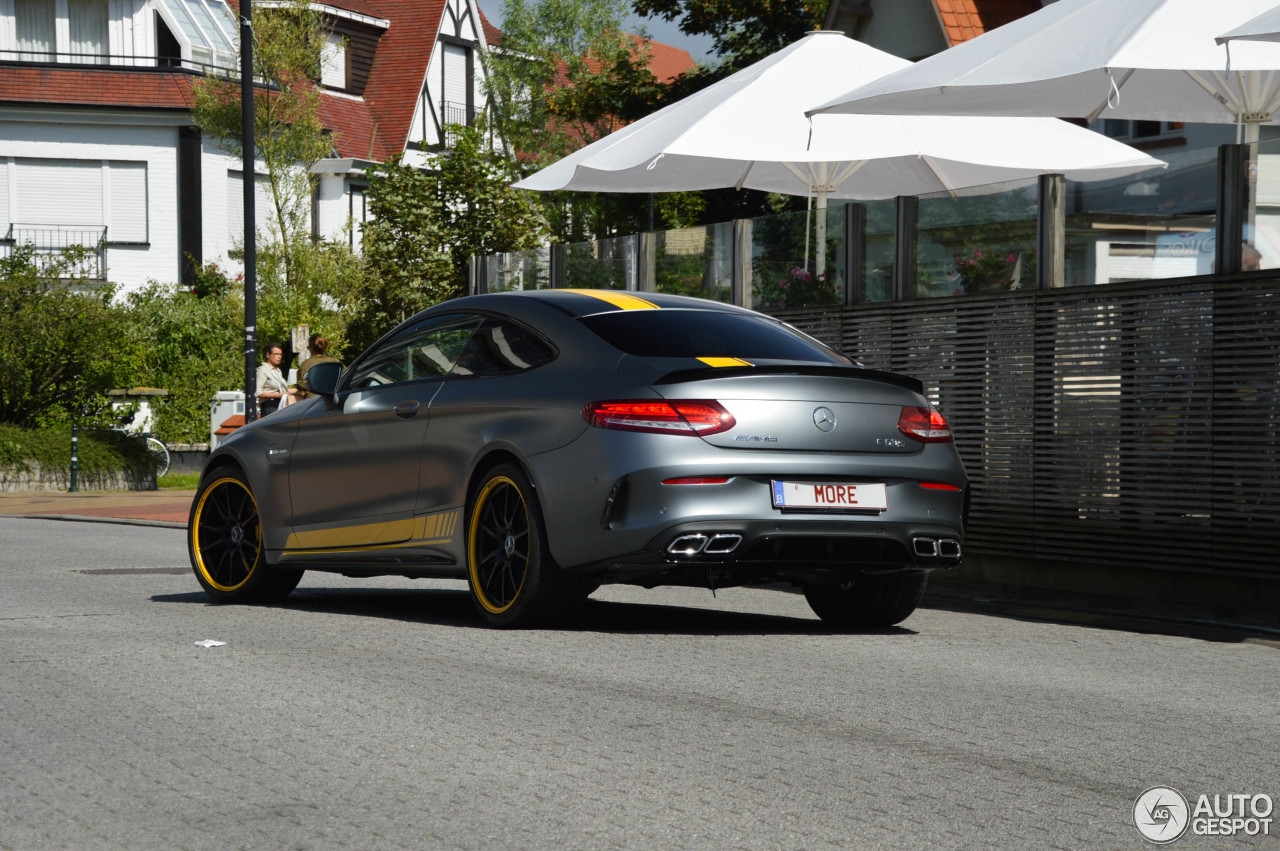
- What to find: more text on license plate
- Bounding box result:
[771,481,888,510]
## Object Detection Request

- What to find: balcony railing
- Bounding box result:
[442,100,472,147]
[0,49,233,75]
[2,225,107,280]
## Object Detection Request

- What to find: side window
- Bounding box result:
[345,315,483,389]
[450,319,556,377]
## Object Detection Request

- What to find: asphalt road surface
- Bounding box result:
[2,517,1278,850]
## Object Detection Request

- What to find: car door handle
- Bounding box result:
[392,401,420,419]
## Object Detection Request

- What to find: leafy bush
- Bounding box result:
[121,283,243,444]
[0,245,137,426]
[0,422,160,482]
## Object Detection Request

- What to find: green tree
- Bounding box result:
[435,122,549,291]
[357,158,456,351]
[0,246,136,426]
[254,238,368,361]
[485,0,682,241]
[191,0,333,289]
[358,128,550,351]
[487,0,661,166]
[121,281,244,444]
[632,0,825,71]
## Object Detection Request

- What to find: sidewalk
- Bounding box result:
[0,489,195,528]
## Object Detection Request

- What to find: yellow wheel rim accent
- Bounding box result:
[467,476,530,614]
[191,477,262,592]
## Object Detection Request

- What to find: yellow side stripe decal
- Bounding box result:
[698,357,752,367]
[562,289,659,310]
[284,509,460,552]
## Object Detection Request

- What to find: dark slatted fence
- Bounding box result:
[774,276,1280,579]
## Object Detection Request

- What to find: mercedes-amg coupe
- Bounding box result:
[188,290,967,628]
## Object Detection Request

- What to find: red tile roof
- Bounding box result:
[320,94,379,160]
[478,5,502,49]
[316,0,384,17]
[933,0,1041,46]
[355,0,444,161]
[0,66,196,109]
[629,33,697,83]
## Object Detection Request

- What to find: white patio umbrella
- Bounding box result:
[810,0,1280,145]
[1218,6,1280,45]
[516,31,1162,274]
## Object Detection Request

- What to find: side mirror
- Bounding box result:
[306,361,343,400]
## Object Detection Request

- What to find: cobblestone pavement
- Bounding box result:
[2,517,1278,850]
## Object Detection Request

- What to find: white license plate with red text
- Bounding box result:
[771,481,888,510]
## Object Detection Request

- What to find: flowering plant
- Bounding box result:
[188,260,243,299]
[755,266,841,310]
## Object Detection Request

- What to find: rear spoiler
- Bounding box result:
[654,364,924,394]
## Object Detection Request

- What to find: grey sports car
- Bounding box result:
[188,289,967,628]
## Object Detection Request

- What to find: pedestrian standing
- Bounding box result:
[296,334,341,399]
[255,342,295,416]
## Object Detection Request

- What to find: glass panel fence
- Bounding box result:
[565,234,636,290]
[485,246,551,293]
[749,204,845,310]
[1251,137,1280,271]
[916,178,1038,298]
[864,199,895,303]
[1065,145,1217,285]
[654,223,732,302]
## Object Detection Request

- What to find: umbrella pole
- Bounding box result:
[804,195,812,273]
[815,190,829,280]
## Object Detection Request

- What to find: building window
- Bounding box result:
[441,41,473,144]
[321,32,346,89]
[14,0,56,61]
[69,0,108,63]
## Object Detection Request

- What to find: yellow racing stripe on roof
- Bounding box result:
[698,357,752,367]
[562,289,659,310]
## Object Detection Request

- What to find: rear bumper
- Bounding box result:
[527,429,967,573]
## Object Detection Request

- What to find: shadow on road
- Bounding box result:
[922,592,1280,648]
[152,587,918,637]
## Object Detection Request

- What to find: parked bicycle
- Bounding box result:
[108,405,170,478]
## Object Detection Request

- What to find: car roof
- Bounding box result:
[455,289,759,320]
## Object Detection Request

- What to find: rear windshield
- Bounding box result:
[579,310,852,364]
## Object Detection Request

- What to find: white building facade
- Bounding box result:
[0,0,494,293]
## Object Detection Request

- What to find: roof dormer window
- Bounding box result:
[152,0,237,71]
[321,31,345,89]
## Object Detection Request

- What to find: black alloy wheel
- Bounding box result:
[188,467,302,603]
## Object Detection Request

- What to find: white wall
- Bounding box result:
[0,111,181,292]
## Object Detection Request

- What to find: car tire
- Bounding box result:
[465,463,577,628]
[188,467,303,604]
[802,571,927,629]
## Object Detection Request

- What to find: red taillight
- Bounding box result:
[582,400,736,436]
[662,477,731,485]
[919,482,961,491]
[898,406,953,443]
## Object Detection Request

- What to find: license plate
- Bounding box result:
[771,481,888,510]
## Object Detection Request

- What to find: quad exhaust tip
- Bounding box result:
[912,537,962,559]
[667,533,743,556]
